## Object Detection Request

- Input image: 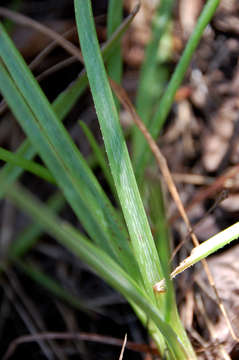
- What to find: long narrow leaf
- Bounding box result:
[0,140,36,198]
[134,0,220,181]
[79,121,116,197]
[106,0,123,109]
[0,146,55,184]
[133,0,174,167]
[171,221,239,278]
[74,0,163,299]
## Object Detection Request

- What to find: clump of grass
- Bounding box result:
[1,0,233,359]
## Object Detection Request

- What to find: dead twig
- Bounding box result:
[0,7,84,62]
[3,331,159,360]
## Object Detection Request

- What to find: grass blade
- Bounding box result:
[134,0,220,181]
[0,141,37,198]
[133,0,174,167]
[106,0,123,109]
[0,147,55,184]
[171,221,239,278]
[74,0,163,299]
[79,121,116,197]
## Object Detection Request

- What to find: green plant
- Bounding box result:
[0,0,230,358]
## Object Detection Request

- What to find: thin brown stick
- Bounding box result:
[29,26,77,69]
[0,7,84,62]
[172,172,214,185]
[36,56,77,82]
[3,331,159,360]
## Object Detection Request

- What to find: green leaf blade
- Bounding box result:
[74,0,164,299]
[134,0,220,182]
